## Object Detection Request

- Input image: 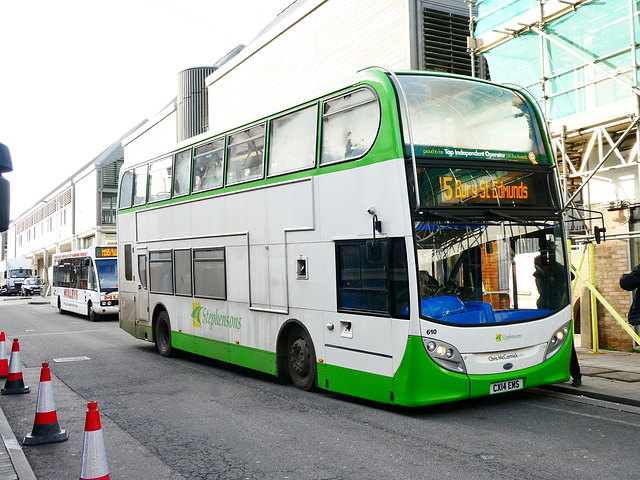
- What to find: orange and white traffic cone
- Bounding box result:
[23,362,68,445]
[79,401,109,480]
[0,332,8,379]
[1,338,30,395]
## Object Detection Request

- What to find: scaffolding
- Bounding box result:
[467,0,640,349]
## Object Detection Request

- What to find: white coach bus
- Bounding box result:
[51,246,119,321]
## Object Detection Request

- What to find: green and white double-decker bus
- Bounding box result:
[117,68,572,406]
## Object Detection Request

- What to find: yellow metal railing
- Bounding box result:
[570,249,640,352]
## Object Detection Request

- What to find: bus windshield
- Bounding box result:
[398,75,548,164]
[415,220,569,325]
[96,259,118,292]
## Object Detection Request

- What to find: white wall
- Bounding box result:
[207,0,415,135]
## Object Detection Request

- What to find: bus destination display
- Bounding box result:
[96,247,117,258]
[419,168,549,208]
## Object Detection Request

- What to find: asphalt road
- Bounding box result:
[1,298,639,479]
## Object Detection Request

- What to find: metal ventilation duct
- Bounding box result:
[177,66,217,142]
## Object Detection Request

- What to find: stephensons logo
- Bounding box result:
[495,333,522,342]
[191,303,241,330]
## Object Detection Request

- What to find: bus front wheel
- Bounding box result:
[286,327,316,391]
[88,302,97,322]
[57,297,65,315]
[155,311,173,357]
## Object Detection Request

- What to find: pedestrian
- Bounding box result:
[620,262,640,326]
[570,343,582,387]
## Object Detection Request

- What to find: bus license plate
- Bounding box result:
[489,379,523,395]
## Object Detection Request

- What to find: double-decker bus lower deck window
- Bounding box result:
[174,249,193,296]
[336,238,409,317]
[193,248,226,299]
[150,251,173,294]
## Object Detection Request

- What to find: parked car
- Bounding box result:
[20,277,42,296]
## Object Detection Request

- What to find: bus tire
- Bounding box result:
[57,297,65,315]
[286,327,316,391]
[155,311,173,358]
[88,302,97,322]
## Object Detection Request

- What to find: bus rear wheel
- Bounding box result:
[155,311,173,357]
[286,327,316,391]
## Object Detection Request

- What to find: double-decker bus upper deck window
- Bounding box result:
[173,149,191,197]
[133,164,148,206]
[320,88,380,165]
[397,75,548,164]
[268,104,318,176]
[226,125,265,185]
[119,170,133,209]
[148,156,172,203]
[194,138,225,192]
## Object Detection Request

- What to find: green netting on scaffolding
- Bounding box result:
[481,0,639,120]
[475,0,537,36]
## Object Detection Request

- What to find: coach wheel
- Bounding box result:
[155,311,173,358]
[286,327,316,391]
[57,297,65,315]
[88,302,97,322]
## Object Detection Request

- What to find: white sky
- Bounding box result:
[0,0,293,219]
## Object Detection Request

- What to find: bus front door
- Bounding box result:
[136,248,150,330]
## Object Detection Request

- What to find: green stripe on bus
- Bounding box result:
[172,331,277,375]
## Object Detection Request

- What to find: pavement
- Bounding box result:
[0,345,638,479]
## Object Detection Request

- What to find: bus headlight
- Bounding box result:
[423,337,467,374]
[545,321,571,360]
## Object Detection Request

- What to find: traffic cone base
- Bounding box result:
[2,339,29,395]
[23,424,68,446]
[23,362,68,445]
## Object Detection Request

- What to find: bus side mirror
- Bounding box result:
[0,143,12,232]
[594,226,606,244]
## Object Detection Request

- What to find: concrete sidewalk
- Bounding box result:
[0,403,36,480]
[0,346,638,479]
[544,347,640,407]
